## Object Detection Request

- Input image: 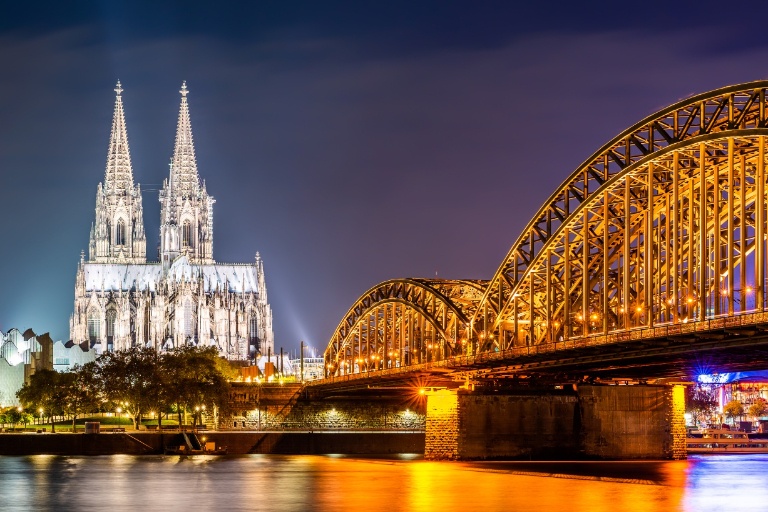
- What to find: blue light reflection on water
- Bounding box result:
[1,453,767,512]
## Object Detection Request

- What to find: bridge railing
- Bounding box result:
[313,309,768,386]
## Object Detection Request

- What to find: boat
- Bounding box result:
[164,432,228,455]
[686,428,768,453]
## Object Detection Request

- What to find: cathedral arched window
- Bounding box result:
[184,299,195,339]
[182,220,194,249]
[87,311,100,346]
[144,304,151,347]
[115,219,126,246]
[249,315,260,356]
[106,309,116,351]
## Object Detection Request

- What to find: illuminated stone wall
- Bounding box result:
[224,386,425,432]
[670,384,687,460]
[424,390,460,460]
[228,402,424,431]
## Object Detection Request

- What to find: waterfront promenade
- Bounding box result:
[0,430,425,456]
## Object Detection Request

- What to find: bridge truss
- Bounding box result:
[323,81,768,380]
[324,279,487,374]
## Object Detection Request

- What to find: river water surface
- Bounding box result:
[1,453,767,511]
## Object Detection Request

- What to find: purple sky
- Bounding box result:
[3,1,768,355]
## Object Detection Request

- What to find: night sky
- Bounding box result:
[3,1,768,355]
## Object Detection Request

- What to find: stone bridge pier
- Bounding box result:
[424,383,686,460]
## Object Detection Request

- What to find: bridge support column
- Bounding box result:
[579,383,687,460]
[424,389,460,460]
[423,384,687,460]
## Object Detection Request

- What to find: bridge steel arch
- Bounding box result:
[324,279,487,375]
[475,80,768,352]
[322,80,768,380]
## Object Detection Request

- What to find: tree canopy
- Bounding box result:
[723,399,745,424]
[686,385,718,426]
[17,346,232,429]
[748,399,767,420]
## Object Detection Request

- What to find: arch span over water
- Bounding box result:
[325,81,768,377]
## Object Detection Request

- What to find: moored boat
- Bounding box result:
[687,428,768,453]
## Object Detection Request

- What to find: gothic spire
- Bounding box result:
[170,81,200,196]
[104,80,134,194]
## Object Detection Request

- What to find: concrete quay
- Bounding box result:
[0,431,425,456]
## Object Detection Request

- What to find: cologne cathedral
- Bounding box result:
[69,82,274,360]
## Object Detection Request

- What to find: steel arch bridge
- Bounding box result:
[323,80,768,380]
[324,279,488,374]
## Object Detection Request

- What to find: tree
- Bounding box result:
[16,369,67,432]
[95,348,163,429]
[163,346,231,428]
[1,407,32,429]
[686,385,718,426]
[723,399,744,425]
[61,362,102,429]
[749,399,768,420]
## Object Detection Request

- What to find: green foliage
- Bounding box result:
[15,347,232,430]
[723,399,745,422]
[748,399,768,419]
[0,407,33,428]
[162,346,231,425]
[94,347,164,429]
[685,385,718,425]
[16,369,68,432]
[61,362,102,429]
[90,346,231,428]
[215,357,242,382]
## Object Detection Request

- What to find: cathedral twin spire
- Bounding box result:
[104,81,135,195]
[90,81,214,267]
[160,81,215,267]
[170,82,201,196]
[89,80,146,263]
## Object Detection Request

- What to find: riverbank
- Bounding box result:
[0,431,425,456]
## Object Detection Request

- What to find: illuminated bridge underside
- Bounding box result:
[322,81,768,386]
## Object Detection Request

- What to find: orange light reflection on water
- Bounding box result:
[7,454,768,512]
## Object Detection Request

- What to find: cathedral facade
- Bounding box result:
[70,82,274,360]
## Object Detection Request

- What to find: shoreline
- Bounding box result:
[0,431,426,456]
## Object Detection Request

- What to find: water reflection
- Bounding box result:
[0,454,766,511]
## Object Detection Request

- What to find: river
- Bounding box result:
[1,453,767,511]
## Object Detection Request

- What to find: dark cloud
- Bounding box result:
[3,14,768,353]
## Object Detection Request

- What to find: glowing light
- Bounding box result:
[697,373,732,384]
